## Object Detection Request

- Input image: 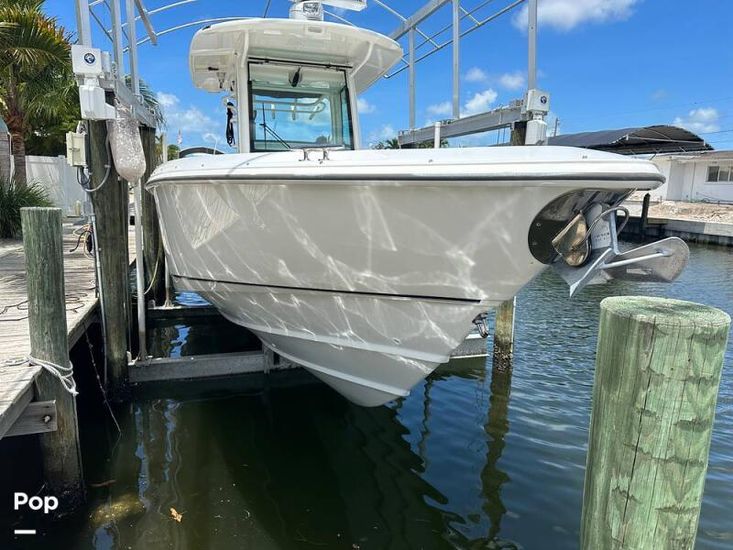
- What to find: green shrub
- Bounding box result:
[0,181,53,238]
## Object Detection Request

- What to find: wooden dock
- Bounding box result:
[0,221,135,439]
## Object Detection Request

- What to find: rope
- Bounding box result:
[1,356,78,396]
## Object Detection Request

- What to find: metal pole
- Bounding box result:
[408,28,416,129]
[133,180,147,358]
[528,0,537,90]
[75,0,93,46]
[434,122,441,148]
[159,133,173,307]
[125,0,140,96]
[452,0,460,119]
[109,0,124,78]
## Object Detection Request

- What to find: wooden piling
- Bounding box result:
[581,296,730,550]
[492,298,516,371]
[489,122,528,371]
[640,192,651,239]
[20,207,84,508]
[141,126,165,305]
[88,120,129,397]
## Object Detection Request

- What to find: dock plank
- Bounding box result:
[0,364,42,438]
[0,221,136,439]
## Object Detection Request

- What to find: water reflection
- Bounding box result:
[12,242,731,550]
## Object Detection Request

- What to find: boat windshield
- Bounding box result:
[248,62,354,152]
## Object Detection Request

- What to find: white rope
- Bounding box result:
[1,356,79,397]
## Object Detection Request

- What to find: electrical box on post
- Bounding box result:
[66,132,87,167]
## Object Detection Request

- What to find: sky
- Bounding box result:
[48,0,733,151]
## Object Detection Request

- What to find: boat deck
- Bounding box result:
[0,221,135,439]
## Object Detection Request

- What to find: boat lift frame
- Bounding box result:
[75,0,541,137]
[72,0,537,380]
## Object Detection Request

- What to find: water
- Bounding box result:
[5,242,733,549]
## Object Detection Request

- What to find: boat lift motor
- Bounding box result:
[551,205,689,297]
[71,45,116,121]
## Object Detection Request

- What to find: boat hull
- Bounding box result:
[149,148,663,405]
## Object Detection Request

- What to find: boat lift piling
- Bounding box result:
[87,119,130,397]
[140,127,165,306]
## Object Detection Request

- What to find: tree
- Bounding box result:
[371,137,449,150]
[154,135,179,163]
[124,75,165,129]
[0,0,75,186]
[372,138,400,149]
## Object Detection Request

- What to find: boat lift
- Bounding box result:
[71,0,540,383]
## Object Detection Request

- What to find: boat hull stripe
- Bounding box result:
[149,171,664,186]
[172,274,483,304]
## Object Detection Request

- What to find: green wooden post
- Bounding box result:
[581,296,730,550]
[492,298,516,371]
[88,119,129,397]
[21,208,84,508]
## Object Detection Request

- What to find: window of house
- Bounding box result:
[719,166,731,182]
[706,165,733,182]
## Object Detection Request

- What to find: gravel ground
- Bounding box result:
[626,197,733,224]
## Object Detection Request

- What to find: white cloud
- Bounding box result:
[463,89,498,116]
[156,92,179,108]
[465,68,526,90]
[513,0,640,32]
[156,91,218,142]
[498,71,526,91]
[367,124,396,145]
[357,97,376,114]
[673,108,720,134]
[651,89,667,101]
[427,101,453,117]
[464,67,489,83]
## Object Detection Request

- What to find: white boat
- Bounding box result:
[148,5,687,406]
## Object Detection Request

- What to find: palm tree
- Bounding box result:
[0,0,74,186]
[124,75,165,129]
[373,138,400,149]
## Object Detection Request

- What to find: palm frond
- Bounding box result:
[0,7,69,73]
[124,74,166,128]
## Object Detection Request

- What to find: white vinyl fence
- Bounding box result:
[26,155,86,217]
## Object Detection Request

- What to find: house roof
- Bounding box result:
[548,125,712,155]
[695,150,733,161]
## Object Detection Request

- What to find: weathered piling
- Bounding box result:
[88,120,129,396]
[491,120,530,369]
[20,207,84,508]
[640,192,651,239]
[581,296,730,550]
[141,126,165,305]
[492,298,516,371]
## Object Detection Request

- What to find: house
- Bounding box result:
[650,151,733,204]
[0,117,11,181]
[548,125,733,204]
